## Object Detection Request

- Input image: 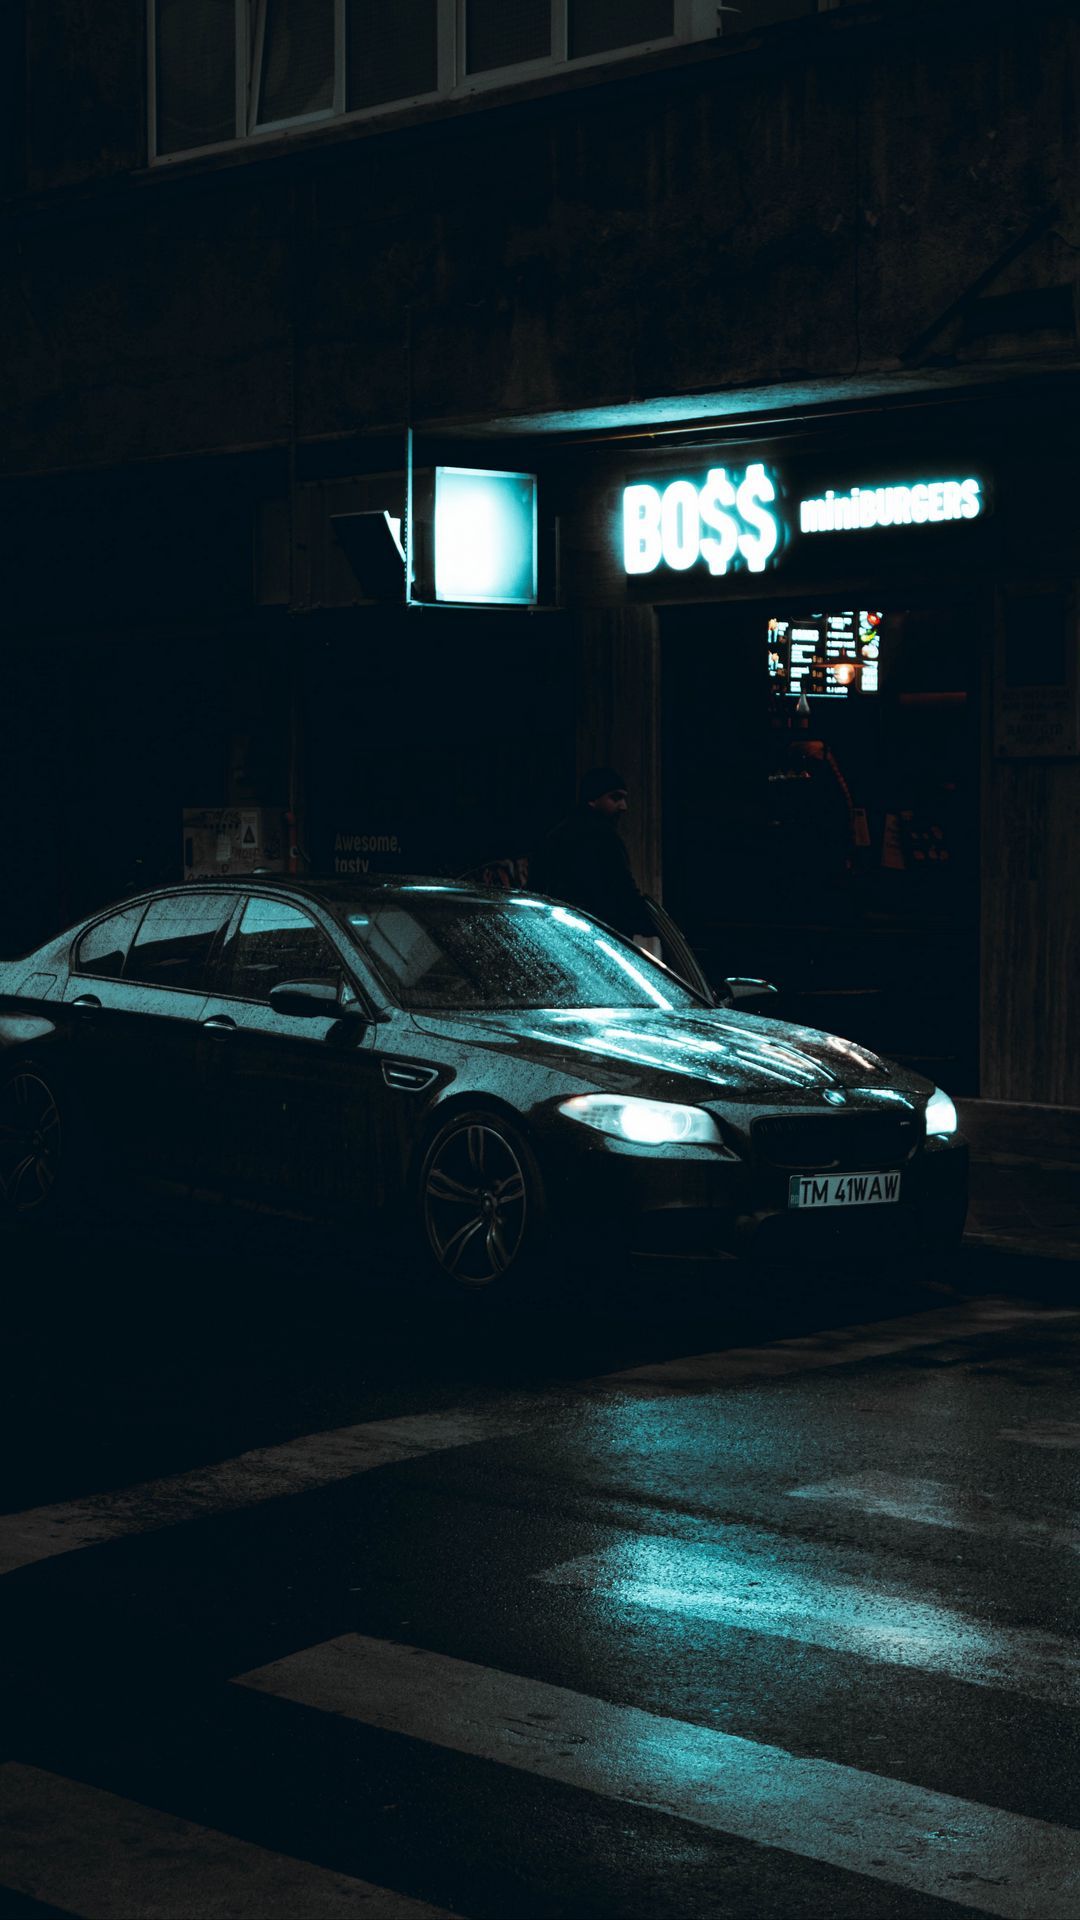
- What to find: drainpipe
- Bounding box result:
[405,304,415,607]
[286,182,303,872]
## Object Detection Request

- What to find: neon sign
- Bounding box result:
[799,477,982,534]
[623,464,781,578]
[621,467,986,579]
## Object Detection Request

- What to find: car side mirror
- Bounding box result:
[269,979,355,1018]
[722,976,780,1014]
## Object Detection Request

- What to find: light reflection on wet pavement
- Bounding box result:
[3,1228,1080,1918]
[538,1533,1079,1704]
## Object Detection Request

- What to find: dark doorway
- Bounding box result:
[662,595,983,1093]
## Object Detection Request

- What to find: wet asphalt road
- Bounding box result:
[1,1220,1078,1920]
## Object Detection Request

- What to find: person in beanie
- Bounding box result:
[528,766,656,943]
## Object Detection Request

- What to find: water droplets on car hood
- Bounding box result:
[411,1007,887,1093]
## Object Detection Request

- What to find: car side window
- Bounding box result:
[223,898,341,1004]
[73,904,147,980]
[125,892,237,993]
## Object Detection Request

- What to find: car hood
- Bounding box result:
[410,1005,923,1101]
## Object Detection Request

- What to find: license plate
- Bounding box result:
[788,1170,901,1209]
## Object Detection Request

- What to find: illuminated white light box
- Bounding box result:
[434,467,538,605]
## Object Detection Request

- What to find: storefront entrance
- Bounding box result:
[662,593,984,1092]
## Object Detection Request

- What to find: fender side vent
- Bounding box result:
[382,1059,438,1092]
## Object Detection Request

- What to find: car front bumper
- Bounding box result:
[547,1127,969,1260]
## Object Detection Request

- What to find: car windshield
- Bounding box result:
[340,892,705,1013]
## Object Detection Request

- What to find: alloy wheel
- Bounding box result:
[0,1071,62,1217]
[423,1121,528,1287]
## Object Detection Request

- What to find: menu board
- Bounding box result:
[768,610,883,698]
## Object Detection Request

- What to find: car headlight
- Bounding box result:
[925,1086,958,1136]
[558,1094,724,1146]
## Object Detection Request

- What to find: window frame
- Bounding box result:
[209,889,385,1016]
[249,0,343,138]
[147,1,250,165]
[214,892,346,1005]
[147,0,789,166]
[121,888,240,996]
[71,902,151,981]
[454,1,701,94]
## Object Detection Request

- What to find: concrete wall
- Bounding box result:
[2,0,1077,476]
[983,713,1080,1105]
[25,0,144,191]
[3,0,1079,1103]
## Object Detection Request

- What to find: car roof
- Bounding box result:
[183,873,500,903]
[66,874,530,944]
[96,875,517,919]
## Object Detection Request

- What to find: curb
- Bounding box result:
[963,1229,1080,1265]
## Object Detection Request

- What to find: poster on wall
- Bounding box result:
[329,828,405,877]
[182,808,286,880]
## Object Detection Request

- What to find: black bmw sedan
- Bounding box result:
[0,877,967,1291]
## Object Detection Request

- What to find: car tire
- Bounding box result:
[417,1108,550,1299]
[0,1062,70,1230]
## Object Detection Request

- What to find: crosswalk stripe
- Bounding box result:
[0,1763,457,1918]
[787,1473,1080,1553]
[0,1408,526,1577]
[537,1541,1080,1706]
[235,1633,1080,1919]
[605,1299,1080,1387]
[4,1298,1075,1578]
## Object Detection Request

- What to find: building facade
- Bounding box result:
[2,0,1078,1101]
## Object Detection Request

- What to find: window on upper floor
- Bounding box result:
[254,0,336,129]
[344,1,441,110]
[149,0,843,162]
[154,0,238,157]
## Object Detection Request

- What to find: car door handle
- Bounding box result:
[201,1014,238,1039]
[71,994,102,1009]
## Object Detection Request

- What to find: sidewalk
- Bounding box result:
[958,1100,1080,1264]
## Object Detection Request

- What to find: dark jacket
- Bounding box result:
[529,807,653,938]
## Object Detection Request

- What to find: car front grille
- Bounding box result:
[752,1111,918,1171]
